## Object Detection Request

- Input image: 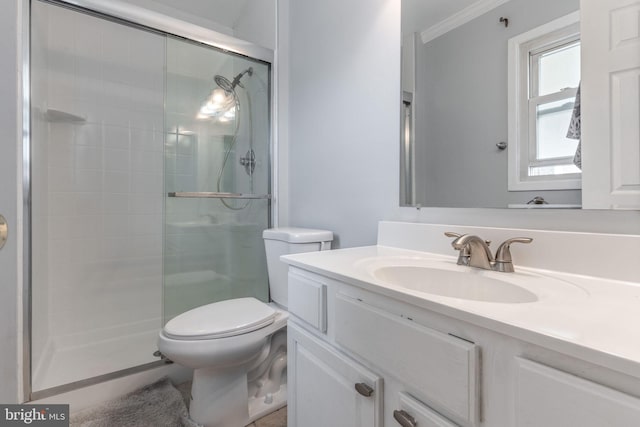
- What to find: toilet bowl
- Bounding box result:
[158,298,289,427]
[157,227,333,427]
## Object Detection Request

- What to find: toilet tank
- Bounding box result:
[263,227,333,308]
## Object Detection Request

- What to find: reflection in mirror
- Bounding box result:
[401,0,582,209]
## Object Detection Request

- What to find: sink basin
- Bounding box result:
[355,255,588,304]
[373,265,538,303]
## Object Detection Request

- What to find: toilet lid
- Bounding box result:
[163,297,277,340]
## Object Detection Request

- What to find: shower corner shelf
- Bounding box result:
[168,192,271,200]
[44,108,87,124]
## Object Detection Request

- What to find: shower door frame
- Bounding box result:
[23,0,278,402]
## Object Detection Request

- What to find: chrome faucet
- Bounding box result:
[444,232,489,267]
[445,233,532,272]
[450,234,495,270]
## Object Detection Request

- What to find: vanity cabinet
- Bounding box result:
[287,268,479,427]
[287,322,383,427]
[286,266,640,427]
[514,358,640,426]
[395,392,460,427]
[288,270,327,332]
[334,294,480,427]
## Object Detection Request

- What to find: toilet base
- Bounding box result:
[190,367,249,427]
[247,384,287,423]
[246,329,287,422]
[188,363,288,427]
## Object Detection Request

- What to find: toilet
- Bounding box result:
[157,227,333,427]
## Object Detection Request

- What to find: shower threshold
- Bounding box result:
[31,328,162,400]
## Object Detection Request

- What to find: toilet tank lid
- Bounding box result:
[263,227,333,243]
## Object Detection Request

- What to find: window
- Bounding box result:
[508,12,581,191]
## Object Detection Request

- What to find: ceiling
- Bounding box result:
[146,0,250,31]
[402,0,481,35]
[146,0,482,39]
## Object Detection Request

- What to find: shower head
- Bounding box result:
[214,75,234,92]
[214,67,253,93]
[197,67,253,120]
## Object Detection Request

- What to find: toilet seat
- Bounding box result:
[163,297,277,340]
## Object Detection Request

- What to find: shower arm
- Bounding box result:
[230,68,253,90]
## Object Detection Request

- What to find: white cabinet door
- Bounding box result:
[581,0,640,209]
[515,358,640,426]
[335,294,480,427]
[288,322,383,427]
[288,271,327,332]
[394,392,460,427]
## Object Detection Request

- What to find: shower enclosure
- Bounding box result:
[28,0,272,398]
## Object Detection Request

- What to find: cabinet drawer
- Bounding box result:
[335,294,480,427]
[288,271,327,332]
[393,392,459,427]
[515,358,640,427]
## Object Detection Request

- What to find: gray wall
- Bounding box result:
[415,0,580,208]
[234,1,276,50]
[286,0,402,248]
[283,0,640,247]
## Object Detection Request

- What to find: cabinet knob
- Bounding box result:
[393,410,417,427]
[354,382,374,397]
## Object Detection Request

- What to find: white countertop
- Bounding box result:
[282,245,640,378]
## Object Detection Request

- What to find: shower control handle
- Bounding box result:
[239,149,256,175]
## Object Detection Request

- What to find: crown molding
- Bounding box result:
[420,0,512,44]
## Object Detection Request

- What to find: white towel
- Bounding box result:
[566,84,581,169]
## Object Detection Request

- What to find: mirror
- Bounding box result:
[401,0,585,209]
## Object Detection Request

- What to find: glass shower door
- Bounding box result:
[30,1,166,392]
[29,0,273,397]
[163,37,271,323]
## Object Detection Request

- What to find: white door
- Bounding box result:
[581,0,640,209]
[288,323,383,427]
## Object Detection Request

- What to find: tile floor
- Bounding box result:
[247,406,287,427]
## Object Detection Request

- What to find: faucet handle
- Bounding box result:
[494,237,533,272]
[445,232,491,246]
[445,232,469,265]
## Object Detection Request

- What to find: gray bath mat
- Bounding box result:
[70,377,200,427]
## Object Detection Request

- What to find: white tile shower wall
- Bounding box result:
[31,3,165,391]
[162,55,271,320]
[30,2,51,380]
[164,74,227,256]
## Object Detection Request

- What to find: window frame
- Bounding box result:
[507,11,581,191]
